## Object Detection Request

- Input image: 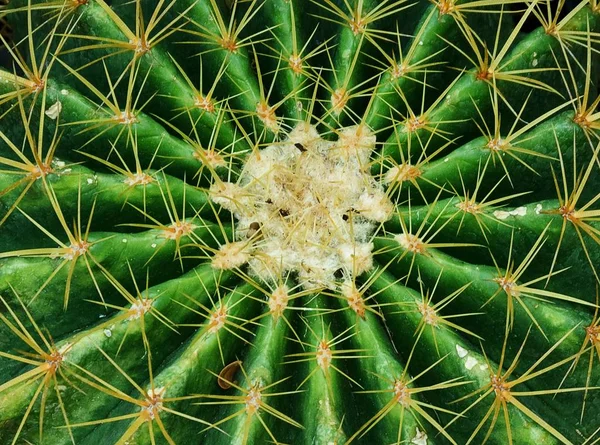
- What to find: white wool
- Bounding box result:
[384,163,421,184]
[337,242,374,276]
[355,190,394,222]
[211,242,250,270]
[210,124,393,288]
[209,182,250,214]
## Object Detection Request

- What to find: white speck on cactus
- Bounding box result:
[45,101,62,120]
[465,356,479,370]
[456,344,469,358]
[411,428,428,445]
[493,206,527,220]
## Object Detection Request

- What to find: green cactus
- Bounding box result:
[0,0,600,443]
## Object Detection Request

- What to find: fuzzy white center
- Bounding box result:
[211,124,392,288]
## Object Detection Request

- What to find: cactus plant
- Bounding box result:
[0,0,600,443]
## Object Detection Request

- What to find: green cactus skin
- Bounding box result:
[0,0,600,444]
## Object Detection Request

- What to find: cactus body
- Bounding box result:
[0,0,600,444]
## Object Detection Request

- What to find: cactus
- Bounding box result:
[0,0,600,443]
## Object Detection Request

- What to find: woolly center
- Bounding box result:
[212,124,392,289]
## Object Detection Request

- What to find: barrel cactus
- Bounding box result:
[0,0,599,443]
